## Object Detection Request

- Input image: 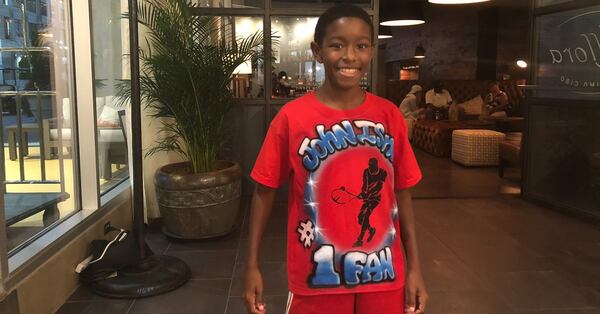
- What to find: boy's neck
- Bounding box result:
[316,84,366,111]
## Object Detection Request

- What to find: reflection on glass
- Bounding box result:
[191,0,263,8]
[534,0,573,8]
[271,16,322,98]
[91,0,130,194]
[232,16,264,98]
[1,0,76,254]
[533,5,600,100]
[526,105,600,215]
[26,0,36,12]
[272,0,370,9]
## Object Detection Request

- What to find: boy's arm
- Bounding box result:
[244,183,277,314]
[396,188,428,314]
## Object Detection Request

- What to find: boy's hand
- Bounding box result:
[244,265,266,314]
[405,269,428,314]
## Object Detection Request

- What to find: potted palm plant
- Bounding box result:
[126,0,264,238]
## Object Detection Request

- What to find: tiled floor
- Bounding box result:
[56,149,600,314]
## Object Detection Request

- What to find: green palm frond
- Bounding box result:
[119,0,267,173]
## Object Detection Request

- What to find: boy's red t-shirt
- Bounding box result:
[251,91,422,296]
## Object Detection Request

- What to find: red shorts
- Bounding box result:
[286,288,405,314]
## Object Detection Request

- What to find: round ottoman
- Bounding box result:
[452,129,505,166]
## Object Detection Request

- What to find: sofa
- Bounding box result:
[411,120,496,157]
[43,97,127,179]
[386,79,525,116]
[387,80,525,157]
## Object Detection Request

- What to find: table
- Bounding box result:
[412,120,496,157]
[451,129,506,166]
[4,192,69,227]
[6,123,40,161]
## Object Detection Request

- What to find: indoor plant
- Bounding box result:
[124,0,264,238]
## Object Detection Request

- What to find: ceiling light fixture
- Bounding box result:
[414,44,426,59]
[378,26,392,39]
[428,0,491,4]
[380,0,425,27]
[516,60,528,68]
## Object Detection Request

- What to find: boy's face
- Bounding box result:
[311,17,373,91]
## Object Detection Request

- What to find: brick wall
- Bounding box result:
[382,3,529,81]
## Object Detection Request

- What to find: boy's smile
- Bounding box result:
[312,17,373,92]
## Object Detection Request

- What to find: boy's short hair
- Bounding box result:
[313,4,374,45]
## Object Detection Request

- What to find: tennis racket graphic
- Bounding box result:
[331,187,362,204]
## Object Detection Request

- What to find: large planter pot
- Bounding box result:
[155,160,242,239]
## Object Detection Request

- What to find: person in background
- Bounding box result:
[399,84,424,121]
[425,80,452,120]
[276,71,291,97]
[483,81,509,118]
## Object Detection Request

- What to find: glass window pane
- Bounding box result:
[191,0,263,9]
[233,16,264,99]
[535,0,573,8]
[272,0,370,9]
[525,104,600,214]
[533,5,600,100]
[90,0,130,194]
[271,16,322,99]
[26,0,36,12]
[1,0,77,253]
[192,15,264,99]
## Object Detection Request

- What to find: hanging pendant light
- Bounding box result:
[378,25,392,39]
[414,44,426,58]
[380,0,425,27]
[428,0,490,4]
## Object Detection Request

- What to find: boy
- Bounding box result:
[244,4,427,314]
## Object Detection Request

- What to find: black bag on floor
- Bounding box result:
[79,229,144,283]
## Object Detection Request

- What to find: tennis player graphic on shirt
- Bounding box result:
[353,158,387,247]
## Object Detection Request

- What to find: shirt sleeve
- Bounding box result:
[425,90,433,105]
[393,111,422,190]
[250,112,291,188]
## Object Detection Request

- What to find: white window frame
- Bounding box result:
[0,0,132,296]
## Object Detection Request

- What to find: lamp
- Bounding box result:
[380,0,425,27]
[428,0,490,4]
[378,25,392,39]
[516,60,528,68]
[85,0,191,299]
[414,44,426,59]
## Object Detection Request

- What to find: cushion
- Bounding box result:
[96,97,106,117]
[458,95,484,116]
[98,105,120,126]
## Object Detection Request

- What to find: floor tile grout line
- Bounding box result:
[224,201,250,314]
[125,299,136,314]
